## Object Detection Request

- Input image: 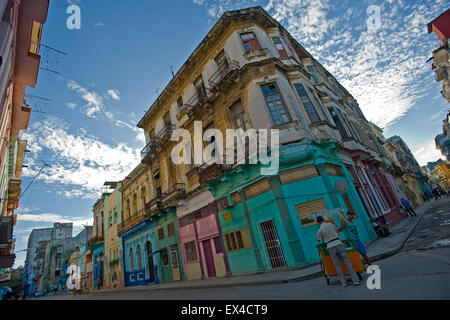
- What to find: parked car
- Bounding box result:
[34,291,44,297]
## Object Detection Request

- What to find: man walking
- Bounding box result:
[401,198,416,217]
[339,212,371,266]
[316,216,360,287]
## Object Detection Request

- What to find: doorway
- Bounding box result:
[202,239,216,278]
[146,241,155,282]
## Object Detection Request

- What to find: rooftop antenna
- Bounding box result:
[169,65,175,78]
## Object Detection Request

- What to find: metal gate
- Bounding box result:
[258,219,287,269]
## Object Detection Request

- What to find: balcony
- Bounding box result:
[162,183,185,207]
[141,140,157,162]
[198,162,231,185]
[117,209,147,234]
[208,59,240,94]
[145,196,163,216]
[184,89,212,116]
[140,124,175,163]
[87,235,104,248]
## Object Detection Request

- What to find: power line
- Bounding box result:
[19,161,48,200]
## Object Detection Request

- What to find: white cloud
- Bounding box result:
[107,89,120,100]
[411,139,443,166]
[115,120,146,144]
[17,213,93,228]
[20,116,141,199]
[67,80,107,120]
[263,0,445,128]
[67,102,77,109]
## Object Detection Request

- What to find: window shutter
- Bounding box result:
[280,165,319,185]
[295,199,327,227]
[244,179,271,199]
[224,228,251,251]
[325,164,344,177]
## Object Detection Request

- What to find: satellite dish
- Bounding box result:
[334,180,347,193]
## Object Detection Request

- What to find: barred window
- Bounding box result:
[184,241,198,262]
[224,228,251,251]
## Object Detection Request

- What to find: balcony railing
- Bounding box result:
[162,183,185,206]
[208,59,240,91]
[117,209,147,234]
[198,162,231,185]
[185,88,211,111]
[87,235,104,248]
[140,124,175,162]
[145,195,163,216]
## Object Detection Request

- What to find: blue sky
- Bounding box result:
[12,0,449,267]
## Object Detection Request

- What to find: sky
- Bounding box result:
[12,0,449,267]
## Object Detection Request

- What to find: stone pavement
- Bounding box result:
[75,199,444,294]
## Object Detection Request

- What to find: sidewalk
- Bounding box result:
[91,199,441,293]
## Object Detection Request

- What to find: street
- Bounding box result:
[37,199,450,300]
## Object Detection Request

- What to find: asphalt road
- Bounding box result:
[37,199,450,300]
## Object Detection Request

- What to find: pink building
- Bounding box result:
[178,202,230,280]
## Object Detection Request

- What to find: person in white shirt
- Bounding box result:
[316,215,360,287]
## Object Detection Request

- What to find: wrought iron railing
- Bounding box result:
[140,124,175,161]
[87,235,104,248]
[117,209,146,233]
[208,59,240,89]
[185,88,211,110]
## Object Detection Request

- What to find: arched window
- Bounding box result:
[137,244,142,270]
[129,248,134,271]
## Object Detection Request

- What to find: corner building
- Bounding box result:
[133,7,417,277]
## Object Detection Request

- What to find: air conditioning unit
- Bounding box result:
[217,196,233,211]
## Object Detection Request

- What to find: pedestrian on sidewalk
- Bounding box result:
[401,198,416,217]
[338,212,371,266]
[316,216,360,287]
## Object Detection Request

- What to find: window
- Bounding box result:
[113,210,117,224]
[137,245,142,269]
[129,248,134,271]
[295,198,327,227]
[307,66,319,84]
[329,107,349,139]
[29,21,43,55]
[108,213,112,226]
[342,194,356,214]
[167,223,175,237]
[224,228,251,251]
[272,37,288,57]
[213,237,223,254]
[217,197,230,211]
[158,228,164,240]
[194,76,207,101]
[215,50,230,74]
[161,251,169,266]
[184,241,198,262]
[230,100,250,130]
[240,32,260,53]
[325,164,344,177]
[261,83,291,126]
[295,84,321,124]
[177,97,184,111]
[280,165,319,184]
[231,192,241,205]
[244,179,271,200]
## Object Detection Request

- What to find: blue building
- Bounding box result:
[119,219,159,287]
